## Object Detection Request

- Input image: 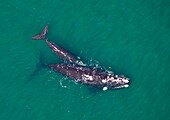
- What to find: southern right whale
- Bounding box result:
[32,25,130,91]
[32,25,83,65]
[48,63,129,90]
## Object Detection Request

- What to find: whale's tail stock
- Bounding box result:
[32,25,48,40]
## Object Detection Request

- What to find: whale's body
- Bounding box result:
[32,25,130,91]
[48,64,129,90]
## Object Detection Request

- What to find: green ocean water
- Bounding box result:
[0,0,170,120]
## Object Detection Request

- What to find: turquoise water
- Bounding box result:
[0,0,170,120]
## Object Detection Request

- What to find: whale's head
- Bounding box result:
[104,75,130,90]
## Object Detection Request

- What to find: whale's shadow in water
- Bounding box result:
[27,52,48,82]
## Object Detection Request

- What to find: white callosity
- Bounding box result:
[82,74,93,81]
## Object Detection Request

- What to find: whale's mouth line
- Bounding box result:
[114,83,129,89]
[102,82,130,91]
[101,76,130,90]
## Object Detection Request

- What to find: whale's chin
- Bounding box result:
[114,84,129,89]
[107,77,130,90]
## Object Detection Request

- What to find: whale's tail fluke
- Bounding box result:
[32,25,48,40]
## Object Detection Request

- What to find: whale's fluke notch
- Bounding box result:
[32,25,48,40]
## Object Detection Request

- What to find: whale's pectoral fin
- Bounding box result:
[102,86,108,91]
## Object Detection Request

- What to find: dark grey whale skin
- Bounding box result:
[32,25,81,64]
[32,25,130,90]
[45,39,80,64]
[48,63,129,89]
[48,64,106,87]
